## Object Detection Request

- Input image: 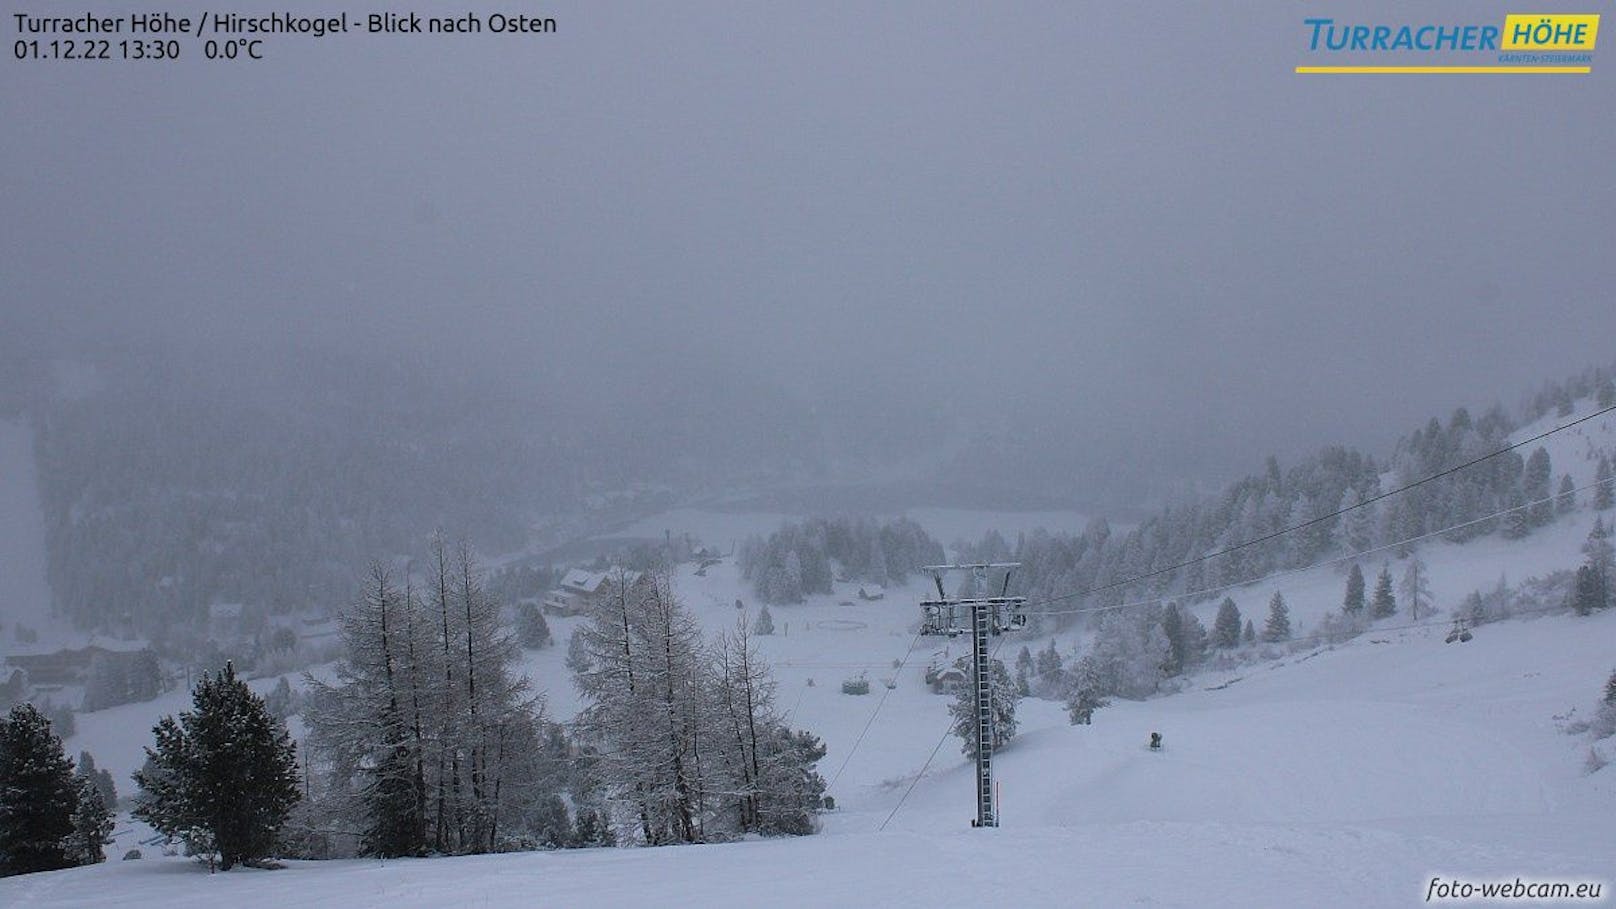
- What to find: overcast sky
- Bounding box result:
[4,1,1612,498]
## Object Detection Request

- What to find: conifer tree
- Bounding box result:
[752,604,774,636]
[1399,558,1432,621]
[1597,456,1615,511]
[1372,566,1397,619]
[1242,619,1256,644]
[0,704,79,876]
[66,773,113,866]
[516,602,552,649]
[1064,655,1109,725]
[1343,564,1365,615]
[1161,604,1187,676]
[1212,598,1241,649]
[1557,474,1576,515]
[1524,447,1554,526]
[1263,592,1291,643]
[949,657,1019,757]
[133,662,300,870]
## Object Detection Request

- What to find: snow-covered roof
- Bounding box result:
[558,569,641,595]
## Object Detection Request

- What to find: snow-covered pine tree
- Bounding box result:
[1524,447,1554,526]
[1596,456,1614,511]
[1343,563,1366,615]
[1033,638,1064,695]
[1064,655,1109,725]
[1399,558,1432,621]
[0,704,79,876]
[1557,474,1576,515]
[1014,645,1034,696]
[1263,592,1291,643]
[1242,619,1256,644]
[1502,488,1531,539]
[1212,598,1241,649]
[1161,603,1187,676]
[1572,566,1606,617]
[752,604,774,636]
[75,750,116,809]
[949,657,1019,757]
[516,602,552,649]
[66,772,113,866]
[1372,566,1398,619]
[133,662,300,870]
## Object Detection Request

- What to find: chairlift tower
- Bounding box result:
[918,562,1027,828]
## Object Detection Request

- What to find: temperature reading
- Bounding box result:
[204,38,262,60]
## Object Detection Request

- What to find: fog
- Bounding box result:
[4,1,1613,506]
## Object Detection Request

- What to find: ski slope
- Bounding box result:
[11,398,1616,907]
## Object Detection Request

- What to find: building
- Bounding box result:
[542,568,644,616]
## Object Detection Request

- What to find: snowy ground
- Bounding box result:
[24,555,1616,908]
[8,401,1616,906]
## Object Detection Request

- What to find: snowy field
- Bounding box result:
[21,552,1616,908]
[7,402,1616,906]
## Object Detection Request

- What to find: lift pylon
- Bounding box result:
[917,563,1026,828]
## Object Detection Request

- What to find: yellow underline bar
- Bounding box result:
[1296,65,1590,74]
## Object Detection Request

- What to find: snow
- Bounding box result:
[27,553,1615,907]
[9,401,1615,906]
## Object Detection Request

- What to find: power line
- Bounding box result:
[875,476,1611,831]
[826,630,922,792]
[1023,403,1616,611]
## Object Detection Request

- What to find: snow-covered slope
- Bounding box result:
[25,556,1616,907]
[15,398,1616,907]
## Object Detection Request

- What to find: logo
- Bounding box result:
[1297,13,1597,74]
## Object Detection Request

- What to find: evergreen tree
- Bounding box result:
[1557,474,1576,515]
[948,657,1019,756]
[1605,667,1616,706]
[1263,592,1291,643]
[1212,598,1242,649]
[516,601,552,648]
[1524,447,1554,526]
[1371,566,1397,619]
[1161,604,1187,676]
[1598,376,1616,408]
[1399,558,1432,621]
[1064,655,1109,725]
[1242,619,1256,644]
[0,704,79,876]
[1343,563,1365,615]
[1597,456,1615,511]
[1502,487,1531,539]
[133,662,301,871]
[1013,646,1034,697]
[1572,566,1606,617]
[752,604,774,636]
[66,773,113,866]
[1032,639,1064,695]
[76,750,117,809]
[263,677,294,721]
